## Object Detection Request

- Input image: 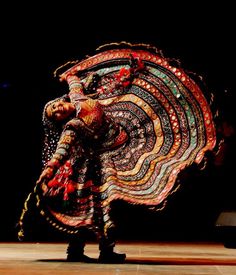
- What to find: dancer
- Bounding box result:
[18,43,217,263]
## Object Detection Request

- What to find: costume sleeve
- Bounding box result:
[45,128,77,171]
[66,74,85,116]
[66,73,100,116]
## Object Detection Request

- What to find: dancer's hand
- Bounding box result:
[36,167,54,185]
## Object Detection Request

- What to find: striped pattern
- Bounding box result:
[38,47,216,235]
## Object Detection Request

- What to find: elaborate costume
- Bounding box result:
[18,42,216,262]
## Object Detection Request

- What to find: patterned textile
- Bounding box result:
[20,43,216,239]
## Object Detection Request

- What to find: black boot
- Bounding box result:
[66,239,95,263]
[98,239,126,264]
[98,249,126,264]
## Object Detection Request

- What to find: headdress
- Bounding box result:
[41,95,69,168]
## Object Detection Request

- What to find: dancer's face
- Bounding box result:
[46,100,75,121]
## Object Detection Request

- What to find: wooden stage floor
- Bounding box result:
[1,241,236,274]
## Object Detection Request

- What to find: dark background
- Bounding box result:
[0,2,235,243]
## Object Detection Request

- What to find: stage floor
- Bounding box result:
[1,241,236,274]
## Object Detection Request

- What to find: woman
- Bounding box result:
[35,74,128,263]
[19,44,217,263]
